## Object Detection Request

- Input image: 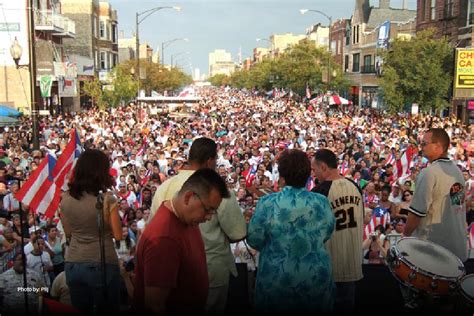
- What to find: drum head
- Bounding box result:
[396,238,464,278]
[461,275,474,299]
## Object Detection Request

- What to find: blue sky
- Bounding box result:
[108,0,416,76]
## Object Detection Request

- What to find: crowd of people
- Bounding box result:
[0,87,472,314]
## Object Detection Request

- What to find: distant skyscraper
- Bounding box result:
[194,68,201,81]
[208,49,235,77]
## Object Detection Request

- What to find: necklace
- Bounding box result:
[170,198,180,220]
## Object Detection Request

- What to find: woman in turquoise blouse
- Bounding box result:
[247,149,336,313]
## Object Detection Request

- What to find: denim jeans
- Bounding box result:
[65,262,120,314]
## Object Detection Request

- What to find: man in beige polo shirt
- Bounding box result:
[149,137,246,313]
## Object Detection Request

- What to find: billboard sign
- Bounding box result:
[0,1,28,66]
[455,49,474,89]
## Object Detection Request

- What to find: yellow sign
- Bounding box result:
[455,49,474,89]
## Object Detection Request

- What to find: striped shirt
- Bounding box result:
[314,178,364,282]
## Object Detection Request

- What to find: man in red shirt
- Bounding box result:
[133,168,230,314]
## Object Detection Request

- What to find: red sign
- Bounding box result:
[468,100,474,110]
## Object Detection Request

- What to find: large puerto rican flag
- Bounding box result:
[15,154,58,216]
[16,129,82,218]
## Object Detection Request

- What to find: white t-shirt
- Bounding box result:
[26,252,52,287]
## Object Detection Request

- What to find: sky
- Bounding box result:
[108,0,417,77]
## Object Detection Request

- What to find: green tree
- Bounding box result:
[102,66,138,107]
[209,73,230,87]
[82,77,106,109]
[379,29,454,113]
[225,41,348,95]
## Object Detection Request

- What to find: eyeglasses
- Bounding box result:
[194,193,218,215]
[404,194,411,197]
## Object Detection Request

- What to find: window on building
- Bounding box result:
[93,15,97,38]
[352,53,360,72]
[344,55,349,72]
[353,26,356,44]
[99,20,105,39]
[112,24,118,43]
[107,24,111,41]
[363,55,372,73]
[431,0,436,20]
[445,0,454,18]
[345,24,351,46]
[356,25,360,43]
[469,0,474,25]
[420,0,426,21]
[100,52,106,70]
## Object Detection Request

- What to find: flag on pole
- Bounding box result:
[52,129,82,191]
[306,83,311,99]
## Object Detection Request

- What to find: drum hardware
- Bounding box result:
[408,271,417,281]
[449,282,458,294]
[430,277,438,290]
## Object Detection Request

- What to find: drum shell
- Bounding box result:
[387,238,465,297]
[390,257,459,296]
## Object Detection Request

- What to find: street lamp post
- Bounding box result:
[10,9,39,151]
[170,51,189,67]
[300,9,333,90]
[135,6,181,89]
[161,38,189,67]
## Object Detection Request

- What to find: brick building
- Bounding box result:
[345,0,416,107]
[416,0,474,122]
[0,0,76,114]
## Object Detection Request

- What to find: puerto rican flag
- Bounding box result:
[52,129,82,191]
[306,176,315,191]
[372,136,382,150]
[392,145,415,184]
[363,212,391,240]
[16,129,82,218]
[16,154,58,216]
[338,162,350,177]
[244,164,258,187]
[373,207,391,227]
[385,153,396,166]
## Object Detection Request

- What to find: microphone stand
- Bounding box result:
[12,175,29,315]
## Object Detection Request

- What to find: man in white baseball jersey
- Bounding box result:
[312,149,364,314]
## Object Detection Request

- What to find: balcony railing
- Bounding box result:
[361,65,376,73]
[35,10,63,31]
[35,10,75,37]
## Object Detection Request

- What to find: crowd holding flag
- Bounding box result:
[363,210,391,240]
